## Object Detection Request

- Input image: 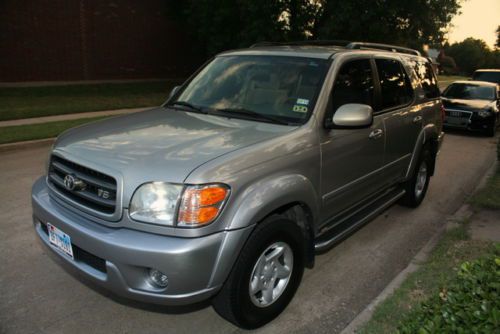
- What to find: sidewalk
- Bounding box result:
[0,107,149,127]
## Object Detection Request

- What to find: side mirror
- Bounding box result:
[169,86,180,99]
[328,103,373,128]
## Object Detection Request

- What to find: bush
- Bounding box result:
[397,248,500,333]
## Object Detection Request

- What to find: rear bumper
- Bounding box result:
[32,177,253,306]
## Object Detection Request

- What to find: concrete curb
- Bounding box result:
[0,138,55,153]
[340,157,498,334]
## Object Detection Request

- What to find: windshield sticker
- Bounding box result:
[293,105,308,113]
[296,98,309,106]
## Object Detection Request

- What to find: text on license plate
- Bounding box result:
[47,223,74,259]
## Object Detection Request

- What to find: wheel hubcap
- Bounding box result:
[249,241,293,308]
[415,161,428,198]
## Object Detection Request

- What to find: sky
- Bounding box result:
[447,0,499,48]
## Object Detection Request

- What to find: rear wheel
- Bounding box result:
[212,216,305,329]
[399,147,432,208]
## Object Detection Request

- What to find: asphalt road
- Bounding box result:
[0,132,497,334]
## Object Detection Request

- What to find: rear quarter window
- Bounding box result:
[412,60,440,99]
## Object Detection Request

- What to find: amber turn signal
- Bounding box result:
[177,184,229,227]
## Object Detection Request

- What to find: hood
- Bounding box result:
[53,107,294,189]
[441,98,494,112]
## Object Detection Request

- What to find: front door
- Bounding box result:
[319,58,386,225]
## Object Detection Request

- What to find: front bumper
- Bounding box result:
[443,114,495,132]
[32,177,253,306]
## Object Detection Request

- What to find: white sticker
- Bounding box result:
[296,98,309,106]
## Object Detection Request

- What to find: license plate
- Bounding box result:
[447,117,466,125]
[47,223,74,259]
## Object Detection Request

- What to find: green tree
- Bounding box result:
[445,38,493,74]
[178,0,462,56]
[496,25,500,49]
[313,0,461,49]
[182,0,321,56]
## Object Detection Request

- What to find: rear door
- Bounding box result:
[374,57,419,183]
[319,57,386,223]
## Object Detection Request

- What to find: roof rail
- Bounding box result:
[250,40,350,48]
[346,42,420,56]
[249,40,421,56]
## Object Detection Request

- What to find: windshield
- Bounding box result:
[443,83,495,101]
[472,71,500,84]
[171,55,329,125]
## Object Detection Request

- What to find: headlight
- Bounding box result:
[478,111,491,118]
[129,182,229,227]
[129,182,183,226]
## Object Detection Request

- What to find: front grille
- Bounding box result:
[48,155,117,215]
[39,222,107,273]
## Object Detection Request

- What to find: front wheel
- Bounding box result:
[212,216,305,329]
[399,148,432,208]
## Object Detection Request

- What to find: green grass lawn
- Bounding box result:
[358,222,496,334]
[469,143,500,210]
[0,80,182,121]
[438,75,468,90]
[0,116,109,144]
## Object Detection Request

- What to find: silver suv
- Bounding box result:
[32,41,444,328]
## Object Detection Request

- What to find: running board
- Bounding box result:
[314,188,406,253]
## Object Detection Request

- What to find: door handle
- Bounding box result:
[413,115,422,123]
[369,129,383,139]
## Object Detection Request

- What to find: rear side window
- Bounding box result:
[375,59,413,110]
[413,61,440,99]
[330,59,375,113]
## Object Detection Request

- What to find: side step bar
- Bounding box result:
[314,188,406,253]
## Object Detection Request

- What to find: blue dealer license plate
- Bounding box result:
[47,223,74,259]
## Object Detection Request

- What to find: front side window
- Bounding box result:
[375,58,413,110]
[172,55,329,125]
[443,84,496,101]
[330,59,374,114]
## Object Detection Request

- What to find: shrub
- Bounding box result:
[397,248,500,333]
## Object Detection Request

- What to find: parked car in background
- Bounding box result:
[32,41,444,329]
[472,69,500,85]
[442,81,500,136]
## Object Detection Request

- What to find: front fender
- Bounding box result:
[224,173,319,231]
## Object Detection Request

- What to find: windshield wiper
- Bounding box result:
[166,101,207,114]
[215,107,290,125]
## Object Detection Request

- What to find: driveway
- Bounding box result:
[0,132,497,334]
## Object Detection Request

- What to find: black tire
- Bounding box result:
[212,215,305,329]
[399,147,432,208]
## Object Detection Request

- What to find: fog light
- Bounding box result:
[149,268,168,288]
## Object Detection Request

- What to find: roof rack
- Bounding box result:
[346,42,420,56]
[250,40,350,48]
[249,40,420,56]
